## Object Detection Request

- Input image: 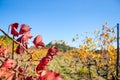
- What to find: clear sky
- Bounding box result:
[0,0,120,47]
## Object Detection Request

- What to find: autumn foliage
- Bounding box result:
[0,23,63,80]
[0,22,119,80]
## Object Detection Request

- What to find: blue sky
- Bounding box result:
[0,0,120,47]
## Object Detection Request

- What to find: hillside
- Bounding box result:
[46,40,73,52]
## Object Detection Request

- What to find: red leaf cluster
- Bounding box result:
[36,46,64,80]
[36,46,58,73]
[33,35,45,48]
[0,58,17,80]
[9,22,45,54]
[0,22,64,80]
[13,23,33,54]
[9,23,31,36]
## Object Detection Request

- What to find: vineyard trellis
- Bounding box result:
[116,23,119,80]
[111,23,119,80]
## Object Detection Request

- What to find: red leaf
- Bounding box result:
[19,24,31,34]
[18,66,23,73]
[47,46,58,56]
[44,71,55,80]
[2,58,16,69]
[33,35,45,48]
[16,45,25,54]
[0,67,15,80]
[17,35,28,44]
[10,23,19,29]
[36,57,51,73]
[11,27,19,36]
[24,31,33,39]
[9,23,19,36]
[38,70,64,80]
[17,31,33,49]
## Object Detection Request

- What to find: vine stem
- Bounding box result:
[0,28,29,54]
[12,35,15,59]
